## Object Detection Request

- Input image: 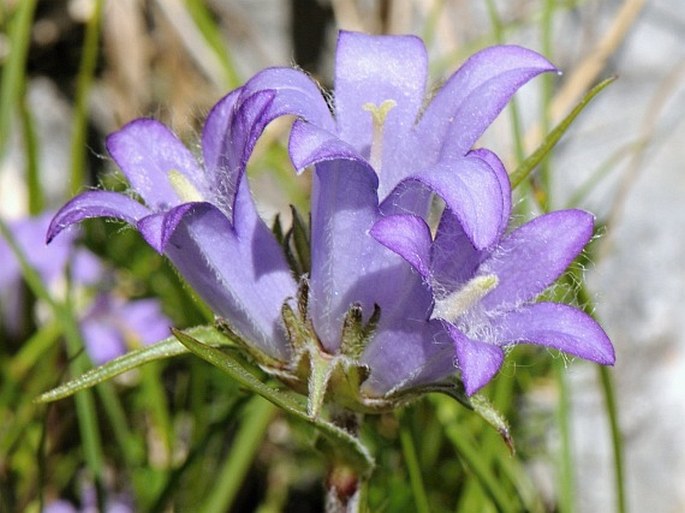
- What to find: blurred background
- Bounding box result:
[1,0,684,512]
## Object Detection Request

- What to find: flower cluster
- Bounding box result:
[49,31,613,410]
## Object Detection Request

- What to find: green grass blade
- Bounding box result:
[0,0,37,159]
[184,0,241,89]
[398,416,431,513]
[69,0,103,194]
[34,326,226,403]
[510,76,617,189]
[202,396,276,513]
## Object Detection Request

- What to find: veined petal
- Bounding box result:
[447,323,505,395]
[494,302,615,364]
[242,67,334,131]
[163,203,295,360]
[201,88,242,179]
[106,119,207,211]
[479,209,594,311]
[47,191,151,243]
[361,319,454,395]
[418,45,557,158]
[289,119,371,179]
[468,148,511,236]
[370,214,432,279]
[309,159,431,353]
[137,203,199,253]
[388,156,504,250]
[334,31,427,155]
[431,210,482,295]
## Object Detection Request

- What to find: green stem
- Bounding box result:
[399,418,431,513]
[19,91,43,214]
[599,365,626,513]
[0,0,37,158]
[69,0,103,194]
[0,219,105,484]
[554,360,575,513]
[202,396,276,513]
[574,281,626,513]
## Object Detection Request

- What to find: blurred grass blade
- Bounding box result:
[510,76,617,189]
[184,0,241,88]
[0,0,37,159]
[69,0,103,194]
[174,328,375,475]
[417,381,513,453]
[202,397,276,513]
[398,418,431,513]
[34,326,227,403]
[435,398,517,513]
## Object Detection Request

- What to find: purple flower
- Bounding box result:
[48,91,299,361]
[80,294,170,365]
[49,31,614,406]
[234,31,574,395]
[371,194,615,394]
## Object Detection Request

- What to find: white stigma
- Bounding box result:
[431,274,499,322]
[362,99,397,173]
[168,170,204,203]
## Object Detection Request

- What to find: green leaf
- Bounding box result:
[34,325,224,404]
[173,328,375,475]
[408,380,513,453]
[510,76,617,189]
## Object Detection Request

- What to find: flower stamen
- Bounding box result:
[362,99,397,173]
[167,169,203,203]
[431,274,499,322]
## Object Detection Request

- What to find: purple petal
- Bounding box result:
[71,248,104,286]
[361,319,454,395]
[106,119,207,211]
[201,88,242,178]
[479,209,594,311]
[430,210,482,295]
[370,214,432,279]
[468,148,511,235]
[42,500,78,513]
[81,319,125,365]
[119,298,171,344]
[389,155,505,250]
[447,323,505,395]
[163,200,295,360]
[309,159,431,353]
[494,302,615,365]
[137,203,199,253]
[47,191,151,243]
[418,45,557,158]
[289,119,371,179]
[334,31,427,155]
[241,67,335,131]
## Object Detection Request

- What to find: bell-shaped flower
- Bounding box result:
[371,156,615,395]
[232,31,557,395]
[47,90,299,361]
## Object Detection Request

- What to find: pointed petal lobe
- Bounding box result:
[447,324,505,395]
[419,45,557,158]
[47,191,150,243]
[480,209,594,311]
[494,302,615,364]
